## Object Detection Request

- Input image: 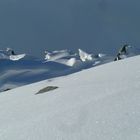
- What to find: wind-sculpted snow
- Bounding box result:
[44,49,114,67]
[0,55,140,140]
[0,50,39,61]
[0,48,137,92]
[45,50,73,61]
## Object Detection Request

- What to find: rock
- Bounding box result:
[36,86,59,94]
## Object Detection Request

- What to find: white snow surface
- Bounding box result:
[9,54,26,61]
[0,55,140,140]
[0,49,114,91]
[45,50,72,61]
[78,49,93,61]
[44,49,112,67]
[44,49,80,66]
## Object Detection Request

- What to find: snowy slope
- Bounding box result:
[0,49,114,92]
[0,58,74,92]
[0,55,140,140]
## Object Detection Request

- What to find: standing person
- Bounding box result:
[6,48,16,55]
[119,44,129,55]
[114,44,130,61]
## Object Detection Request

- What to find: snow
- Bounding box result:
[0,59,71,92]
[78,49,93,61]
[45,49,72,61]
[0,48,114,91]
[0,55,140,140]
[9,54,26,61]
[54,58,77,67]
[0,49,38,61]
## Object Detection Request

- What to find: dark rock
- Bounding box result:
[36,86,58,95]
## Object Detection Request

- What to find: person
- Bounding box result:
[114,44,130,61]
[11,50,15,55]
[114,53,121,61]
[6,48,16,55]
[119,44,129,55]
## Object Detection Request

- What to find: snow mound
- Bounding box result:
[54,58,77,67]
[45,49,73,61]
[44,49,80,66]
[44,49,112,68]
[0,49,31,61]
[9,54,26,61]
[78,49,93,61]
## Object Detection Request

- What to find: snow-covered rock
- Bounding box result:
[9,54,26,61]
[0,49,37,61]
[44,49,81,67]
[54,58,78,67]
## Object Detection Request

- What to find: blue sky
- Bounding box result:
[0,0,140,57]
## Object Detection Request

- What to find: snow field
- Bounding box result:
[0,55,140,139]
